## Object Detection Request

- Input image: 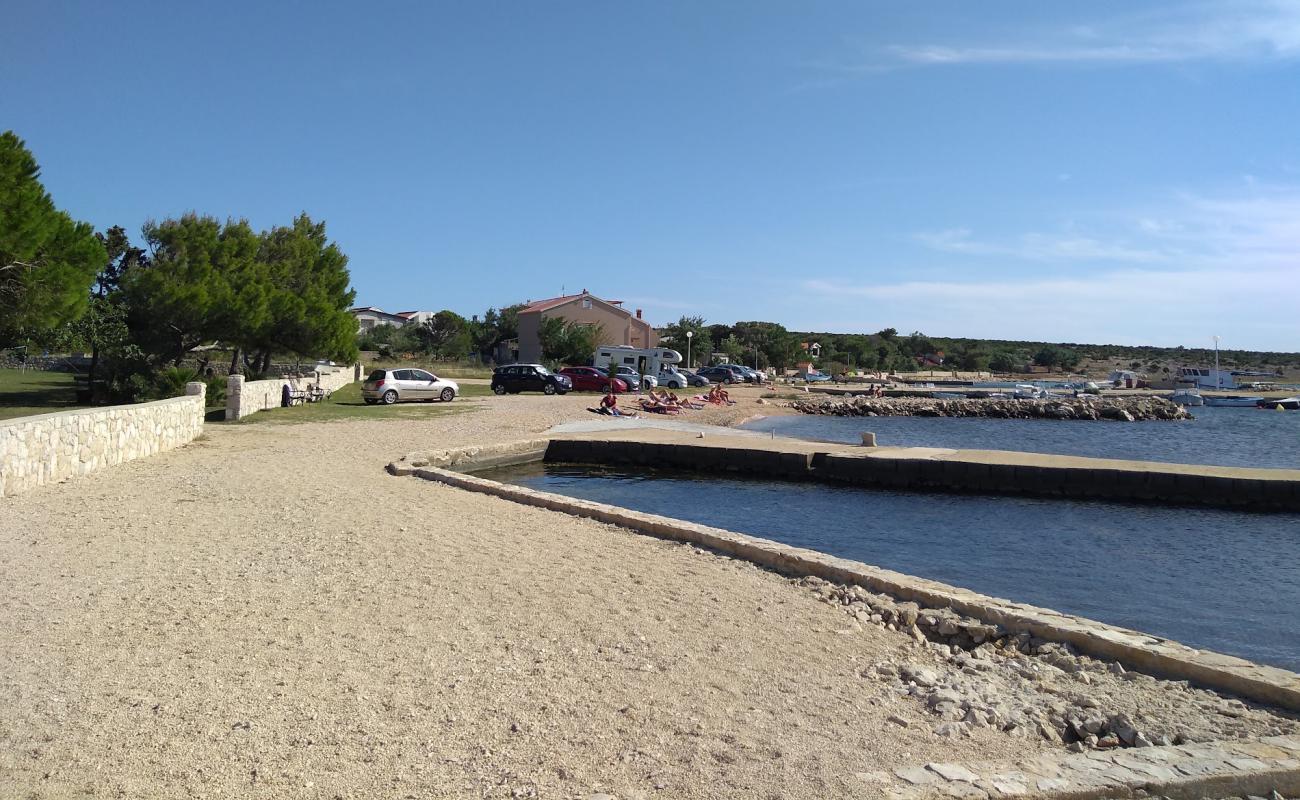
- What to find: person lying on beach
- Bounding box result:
[638,396,682,415]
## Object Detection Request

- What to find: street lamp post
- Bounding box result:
[685,330,693,368]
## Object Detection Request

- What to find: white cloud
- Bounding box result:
[805,183,1300,348]
[868,1,1300,68]
[913,228,1169,264]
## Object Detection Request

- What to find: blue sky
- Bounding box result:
[3,1,1299,349]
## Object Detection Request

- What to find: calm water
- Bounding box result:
[741,405,1300,469]
[487,462,1300,671]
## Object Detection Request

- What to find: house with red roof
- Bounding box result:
[516,289,656,364]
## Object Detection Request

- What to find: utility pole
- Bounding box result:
[1213,335,1221,390]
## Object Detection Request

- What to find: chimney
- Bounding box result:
[636,309,642,320]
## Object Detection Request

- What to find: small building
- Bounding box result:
[351,306,410,332]
[396,310,437,326]
[801,342,822,358]
[515,290,656,364]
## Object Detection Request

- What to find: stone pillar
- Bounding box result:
[226,374,244,421]
[860,432,877,447]
[185,381,206,399]
[354,362,362,381]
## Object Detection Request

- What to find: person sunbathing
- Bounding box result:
[598,390,626,416]
[639,396,682,414]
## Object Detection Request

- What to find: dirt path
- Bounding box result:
[0,388,1291,798]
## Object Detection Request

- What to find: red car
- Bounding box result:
[559,366,628,393]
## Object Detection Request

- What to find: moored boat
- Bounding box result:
[1203,395,1266,408]
[1256,396,1300,410]
[1169,388,1204,406]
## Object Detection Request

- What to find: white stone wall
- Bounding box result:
[0,382,206,498]
[225,363,363,421]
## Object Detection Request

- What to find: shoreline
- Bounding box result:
[4,387,1298,798]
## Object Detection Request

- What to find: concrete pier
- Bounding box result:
[540,429,1300,511]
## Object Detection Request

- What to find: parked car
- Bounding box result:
[696,365,740,384]
[677,369,711,388]
[734,366,767,384]
[804,370,832,382]
[491,364,572,395]
[559,366,628,393]
[362,368,459,405]
[660,366,702,390]
[613,365,657,390]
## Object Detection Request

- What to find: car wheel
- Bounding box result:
[440,387,455,402]
[543,383,556,395]
[493,384,507,395]
[382,390,398,405]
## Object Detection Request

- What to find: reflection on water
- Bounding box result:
[486,462,1300,671]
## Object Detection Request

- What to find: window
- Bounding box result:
[367,370,387,382]
[411,370,432,381]
[624,357,635,365]
[393,369,413,380]
[582,298,592,309]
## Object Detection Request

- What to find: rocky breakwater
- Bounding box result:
[787,395,1192,422]
[798,577,1298,752]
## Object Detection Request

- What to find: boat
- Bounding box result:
[1256,396,1300,410]
[1169,388,1204,406]
[1013,384,1048,399]
[1203,395,1266,408]
[931,391,966,399]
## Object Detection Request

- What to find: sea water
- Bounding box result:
[486,458,1300,671]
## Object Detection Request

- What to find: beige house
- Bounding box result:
[516,290,656,363]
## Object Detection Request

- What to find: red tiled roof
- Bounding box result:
[519,293,584,314]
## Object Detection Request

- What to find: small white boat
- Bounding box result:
[1170,388,1204,406]
[1203,395,1266,408]
[1256,396,1300,410]
[1013,384,1048,399]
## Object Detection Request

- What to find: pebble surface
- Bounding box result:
[1,386,1293,799]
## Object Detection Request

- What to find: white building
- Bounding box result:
[350,306,435,333]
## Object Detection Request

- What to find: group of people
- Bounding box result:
[592,382,735,417]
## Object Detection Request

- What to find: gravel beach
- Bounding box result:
[2,386,1295,799]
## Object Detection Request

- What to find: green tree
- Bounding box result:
[251,213,357,370]
[989,351,1021,373]
[538,317,602,366]
[719,333,746,365]
[418,310,471,359]
[123,214,257,367]
[659,315,710,366]
[0,131,105,345]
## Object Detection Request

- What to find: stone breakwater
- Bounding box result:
[786,395,1192,422]
[801,576,1298,752]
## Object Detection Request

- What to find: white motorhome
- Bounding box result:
[593,345,682,389]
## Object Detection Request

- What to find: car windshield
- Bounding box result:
[534,366,551,376]
[366,370,386,382]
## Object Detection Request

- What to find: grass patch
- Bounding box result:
[364,360,493,380]
[231,381,491,424]
[0,368,82,421]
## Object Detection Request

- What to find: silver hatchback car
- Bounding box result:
[362,368,460,405]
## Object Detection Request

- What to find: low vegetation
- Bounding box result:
[232,381,492,425]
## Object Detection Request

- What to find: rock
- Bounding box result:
[933,721,968,738]
[1037,721,1063,744]
[1133,732,1154,748]
[887,714,910,727]
[903,666,940,688]
[895,602,920,627]
[1109,713,1139,745]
